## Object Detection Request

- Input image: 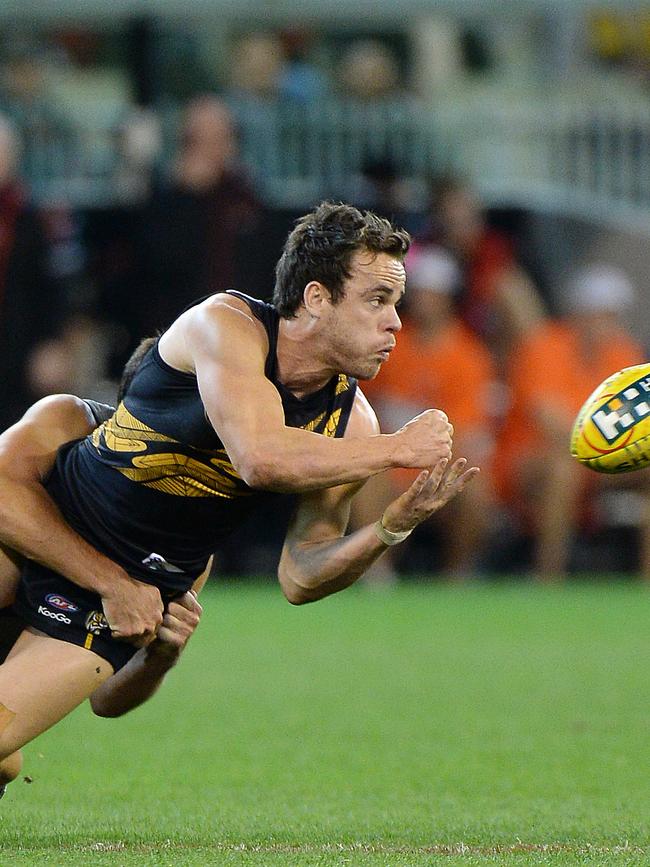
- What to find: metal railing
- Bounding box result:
[17,96,650,230]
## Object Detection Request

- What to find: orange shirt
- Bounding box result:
[362,316,495,435]
[460,229,515,339]
[495,319,644,499]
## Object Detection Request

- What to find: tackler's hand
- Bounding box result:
[151,590,203,661]
[104,577,164,647]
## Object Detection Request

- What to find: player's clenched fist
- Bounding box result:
[104,577,164,647]
[391,409,454,469]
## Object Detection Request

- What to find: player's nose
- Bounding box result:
[386,306,402,333]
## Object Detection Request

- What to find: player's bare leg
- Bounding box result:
[431,473,493,580]
[523,450,581,582]
[0,543,20,608]
[0,629,113,792]
[634,476,650,580]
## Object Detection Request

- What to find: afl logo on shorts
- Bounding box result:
[85,610,110,635]
[45,593,79,613]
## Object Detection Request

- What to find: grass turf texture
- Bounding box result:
[2,581,650,866]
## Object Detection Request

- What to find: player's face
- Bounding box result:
[325,250,405,380]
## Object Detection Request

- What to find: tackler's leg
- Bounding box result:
[0,628,114,790]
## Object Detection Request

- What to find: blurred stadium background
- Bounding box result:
[6,4,650,863]
[2,0,650,580]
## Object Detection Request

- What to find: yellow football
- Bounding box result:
[571,363,650,472]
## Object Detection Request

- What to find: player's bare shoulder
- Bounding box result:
[345,388,381,438]
[202,291,260,327]
[161,292,268,373]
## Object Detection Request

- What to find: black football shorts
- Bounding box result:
[14,561,141,671]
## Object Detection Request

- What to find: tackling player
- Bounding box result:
[0,359,206,798]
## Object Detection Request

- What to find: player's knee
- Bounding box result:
[0,706,17,762]
[0,749,22,784]
[89,696,121,718]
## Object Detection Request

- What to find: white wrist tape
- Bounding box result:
[373,519,413,546]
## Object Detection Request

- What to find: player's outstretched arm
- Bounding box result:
[163,297,454,491]
[90,576,206,717]
[277,396,478,603]
[279,458,479,604]
[0,395,163,645]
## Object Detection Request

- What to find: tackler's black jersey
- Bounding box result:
[47,292,358,594]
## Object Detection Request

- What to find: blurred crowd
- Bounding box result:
[0,31,648,581]
[354,187,649,583]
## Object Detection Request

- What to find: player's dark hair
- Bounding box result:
[117,336,158,402]
[273,201,411,318]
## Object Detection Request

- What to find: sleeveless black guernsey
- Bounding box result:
[47,293,358,594]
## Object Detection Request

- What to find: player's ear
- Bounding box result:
[303,281,331,319]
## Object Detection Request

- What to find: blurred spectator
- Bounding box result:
[278,28,329,103]
[229,33,283,102]
[0,44,71,160]
[423,176,545,371]
[338,40,401,101]
[352,157,428,236]
[494,264,648,581]
[354,245,497,579]
[26,312,114,404]
[111,105,163,204]
[0,114,63,431]
[131,95,263,338]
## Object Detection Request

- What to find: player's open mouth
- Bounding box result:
[377,347,394,361]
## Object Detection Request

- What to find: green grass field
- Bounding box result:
[2,580,650,866]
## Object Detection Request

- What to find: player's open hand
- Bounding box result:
[150,590,203,661]
[381,458,480,534]
[104,577,164,647]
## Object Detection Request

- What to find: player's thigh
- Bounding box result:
[0,544,20,608]
[0,607,25,664]
[0,628,113,758]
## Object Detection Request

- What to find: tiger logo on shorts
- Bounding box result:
[85,610,109,635]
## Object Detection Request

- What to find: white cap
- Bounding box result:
[406,245,461,294]
[567,264,635,312]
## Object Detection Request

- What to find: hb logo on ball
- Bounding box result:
[591,375,650,444]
